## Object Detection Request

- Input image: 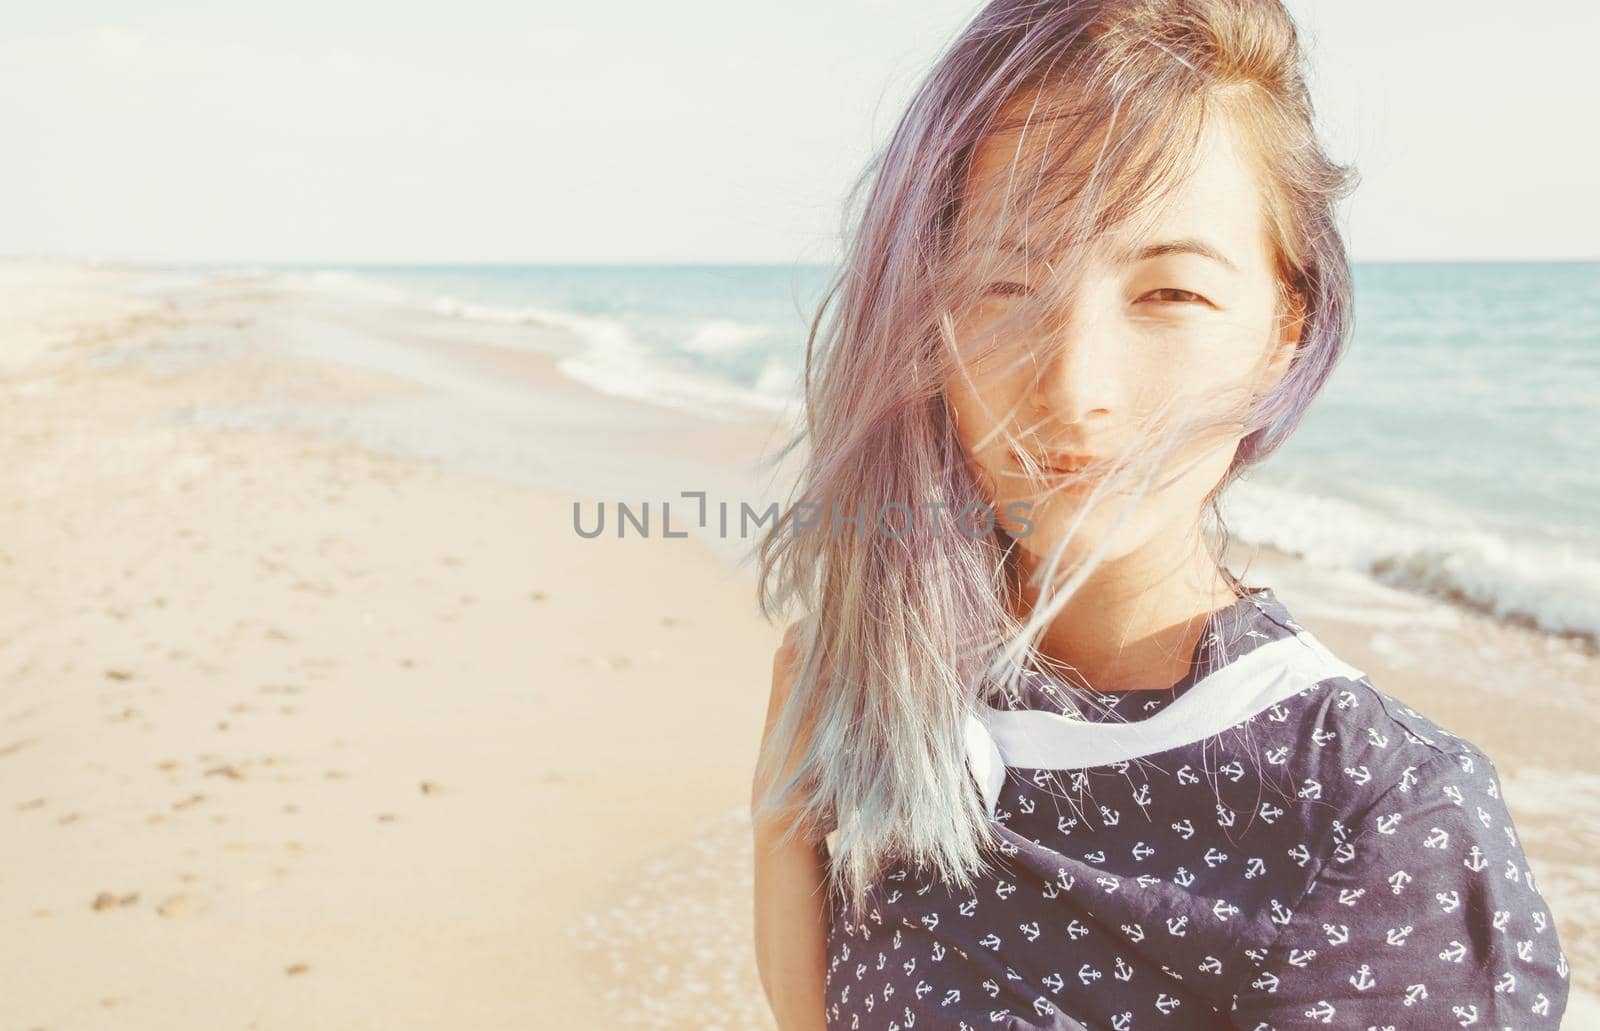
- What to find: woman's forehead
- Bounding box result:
[956,110,1270,277]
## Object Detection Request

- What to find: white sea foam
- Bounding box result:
[679,318,771,355]
[556,333,793,420]
[528,310,794,418]
[1225,479,1600,646]
[298,269,794,418]
[752,354,800,400]
[428,292,572,327]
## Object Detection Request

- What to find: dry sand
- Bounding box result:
[1,258,1593,1028]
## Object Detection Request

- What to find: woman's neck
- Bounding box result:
[1009,537,1239,694]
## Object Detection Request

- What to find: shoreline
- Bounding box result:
[1,258,1593,1027]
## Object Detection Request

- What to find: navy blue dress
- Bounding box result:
[822,587,1568,1029]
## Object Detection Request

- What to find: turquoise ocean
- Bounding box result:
[262,261,1599,648]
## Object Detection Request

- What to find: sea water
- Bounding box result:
[248,260,1600,647]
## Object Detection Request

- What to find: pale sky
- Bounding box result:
[3,1,1595,265]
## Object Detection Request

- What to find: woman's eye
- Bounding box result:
[983,281,1031,298]
[1139,287,1207,305]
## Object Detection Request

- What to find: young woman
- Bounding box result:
[750,1,1569,1028]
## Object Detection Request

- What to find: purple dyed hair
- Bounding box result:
[750,0,1359,922]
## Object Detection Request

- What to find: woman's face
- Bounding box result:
[944,106,1301,571]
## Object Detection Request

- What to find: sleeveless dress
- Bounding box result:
[821,586,1569,1029]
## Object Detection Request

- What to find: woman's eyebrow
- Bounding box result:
[982,235,1238,274]
[1116,237,1239,273]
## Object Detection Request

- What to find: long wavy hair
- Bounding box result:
[750,0,1359,923]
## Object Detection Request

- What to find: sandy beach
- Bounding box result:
[2,257,1595,1028]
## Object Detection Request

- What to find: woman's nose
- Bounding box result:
[1026,308,1124,427]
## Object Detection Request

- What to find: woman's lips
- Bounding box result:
[1012,449,1110,491]
[1016,449,1103,473]
[1045,466,1106,491]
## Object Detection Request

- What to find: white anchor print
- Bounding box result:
[1304,999,1335,1022]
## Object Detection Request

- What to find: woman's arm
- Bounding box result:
[752,622,831,1031]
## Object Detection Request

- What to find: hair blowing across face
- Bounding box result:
[751,0,1360,923]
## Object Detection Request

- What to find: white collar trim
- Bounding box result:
[966,628,1366,818]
